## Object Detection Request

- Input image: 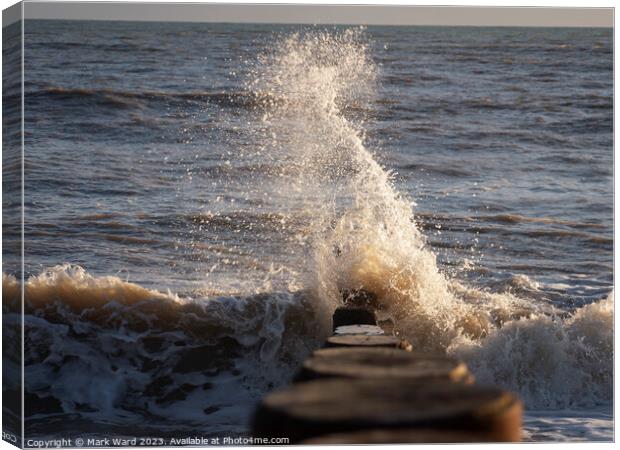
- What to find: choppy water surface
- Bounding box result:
[3,21,613,442]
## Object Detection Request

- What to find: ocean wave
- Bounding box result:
[414,213,611,246]
[451,292,612,409]
[22,86,281,110]
[7,258,612,422]
[398,162,473,177]
[6,265,329,433]
[475,213,607,229]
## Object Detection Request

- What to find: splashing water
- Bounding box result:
[247,29,512,339]
[245,27,613,409]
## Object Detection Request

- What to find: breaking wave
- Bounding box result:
[5,266,326,436]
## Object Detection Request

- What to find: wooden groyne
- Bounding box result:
[252,291,523,443]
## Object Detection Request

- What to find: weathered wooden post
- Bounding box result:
[253,379,522,443]
[325,334,412,350]
[251,289,523,443]
[295,347,473,383]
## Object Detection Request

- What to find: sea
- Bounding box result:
[2,20,613,443]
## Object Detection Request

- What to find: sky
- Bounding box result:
[2,2,614,28]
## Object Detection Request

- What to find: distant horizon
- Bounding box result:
[9,17,617,29]
[3,3,614,28]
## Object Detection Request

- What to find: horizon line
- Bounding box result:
[10,17,615,28]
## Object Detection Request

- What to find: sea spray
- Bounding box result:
[247,28,515,349]
[246,27,614,408]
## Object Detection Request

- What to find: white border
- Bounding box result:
[0,2,615,450]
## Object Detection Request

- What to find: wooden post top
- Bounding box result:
[298,347,471,383]
[253,378,522,443]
